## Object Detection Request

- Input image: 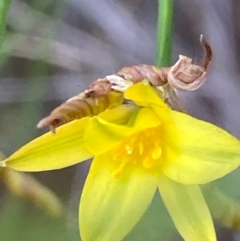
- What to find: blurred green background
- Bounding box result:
[1,0,240,240]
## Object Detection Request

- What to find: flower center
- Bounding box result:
[112,126,163,178]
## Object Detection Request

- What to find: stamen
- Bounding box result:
[125,145,133,155]
[112,162,126,178]
[112,168,123,178]
[142,158,155,169]
[138,142,144,155]
[111,126,163,176]
[152,147,162,160]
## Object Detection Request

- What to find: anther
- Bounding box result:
[138,142,144,155]
[112,169,123,178]
[152,147,162,160]
[125,145,133,155]
[112,162,126,178]
[142,158,155,169]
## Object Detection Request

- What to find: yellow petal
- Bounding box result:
[83,117,135,155]
[80,153,158,241]
[163,111,240,184]
[124,81,168,108]
[84,107,161,155]
[98,104,137,125]
[131,105,162,129]
[3,118,92,171]
[158,175,216,241]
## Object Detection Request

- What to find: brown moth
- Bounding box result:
[37,35,212,133]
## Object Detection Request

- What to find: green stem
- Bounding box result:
[0,0,11,48]
[156,0,173,67]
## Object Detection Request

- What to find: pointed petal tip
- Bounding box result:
[158,176,216,241]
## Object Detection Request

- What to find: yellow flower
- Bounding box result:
[2,82,240,241]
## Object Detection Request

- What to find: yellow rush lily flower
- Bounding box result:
[1,82,240,241]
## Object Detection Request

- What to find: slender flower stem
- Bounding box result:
[0,0,11,47]
[156,0,173,67]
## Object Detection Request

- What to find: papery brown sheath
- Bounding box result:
[38,35,212,133]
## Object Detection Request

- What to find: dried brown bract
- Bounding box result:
[38,35,212,132]
[167,35,212,91]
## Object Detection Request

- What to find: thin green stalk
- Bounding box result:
[0,0,11,47]
[156,0,173,67]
